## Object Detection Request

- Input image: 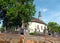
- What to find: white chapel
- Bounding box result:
[28,11,47,34]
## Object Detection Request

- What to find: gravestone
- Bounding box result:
[54,32,59,37]
[20,28,24,35]
[24,29,29,36]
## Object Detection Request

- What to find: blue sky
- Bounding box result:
[34,0,60,24]
[0,20,3,28]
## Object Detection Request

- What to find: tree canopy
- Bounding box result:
[47,22,60,33]
[0,0,36,31]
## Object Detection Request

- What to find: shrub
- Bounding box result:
[29,32,38,35]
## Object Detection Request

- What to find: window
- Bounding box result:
[37,25,39,29]
[44,27,46,29]
[41,26,43,30]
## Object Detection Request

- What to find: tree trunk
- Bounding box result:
[4,26,8,33]
[21,20,25,35]
[21,20,25,29]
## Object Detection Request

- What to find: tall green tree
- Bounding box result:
[48,22,58,32]
[57,26,60,33]
[47,22,60,35]
[0,0,36,32]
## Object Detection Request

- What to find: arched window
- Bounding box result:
[44,27,46,29]
[41,26,43,30]
[37,25,39,29]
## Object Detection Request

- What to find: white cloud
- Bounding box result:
[43,8,48,12]
[40,8,48,12]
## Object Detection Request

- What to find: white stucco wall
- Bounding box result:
[28,22,47,33]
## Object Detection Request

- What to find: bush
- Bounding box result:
[0,27,4,31]
[29,32,38,35]
[29,32,35,35]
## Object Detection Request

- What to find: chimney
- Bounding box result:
[38,11,42,20]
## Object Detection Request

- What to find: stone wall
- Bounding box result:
[0,33,24,43]
[0,33,60,43]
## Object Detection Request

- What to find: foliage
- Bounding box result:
[47,22,60,33]
[29,32,36,35]
[57,26,60,33]
[0,0,36,31]
[29,32,35,35]
[0,27,4,32]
